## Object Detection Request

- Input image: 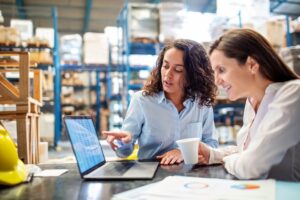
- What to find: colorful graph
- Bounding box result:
[184,182,209,189]
[231,184,260,190]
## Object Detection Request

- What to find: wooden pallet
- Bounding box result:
[0,52,37,68]
[0,51,42,164]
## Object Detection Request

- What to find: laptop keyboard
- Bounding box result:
[94,162,135,176]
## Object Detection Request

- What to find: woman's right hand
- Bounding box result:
[102,131,132,151]
[198,142,210,165]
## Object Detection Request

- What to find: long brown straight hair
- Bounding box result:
[209,28,299,82]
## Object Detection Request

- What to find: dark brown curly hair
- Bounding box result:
[143,39,217,106]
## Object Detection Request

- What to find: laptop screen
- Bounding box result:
[65,117,105,173]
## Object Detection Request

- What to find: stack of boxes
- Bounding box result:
[60,34,82,65]
[104,26,122,65]
[257,20,286,49]
[0,26,21,46]
[10,19,33,41]
[158,2,185,43]
[128,3,159,43]
[83,32,109,65]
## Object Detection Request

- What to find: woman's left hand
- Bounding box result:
[156,149,183,165]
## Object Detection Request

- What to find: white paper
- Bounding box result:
[112,183,157,200]
[113,176,275,200]
[34,169,69,177]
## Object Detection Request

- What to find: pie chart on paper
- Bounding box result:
[184,182,209,189]
[231,184,260,190]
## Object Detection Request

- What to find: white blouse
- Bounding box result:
[208,79,300,180]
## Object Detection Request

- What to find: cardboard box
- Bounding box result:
[10,19,33,41]
[83,32,109,65]
[257,20,286,47]
[0,26,21,46]
[36,27,54,48]
[60,34,82,64]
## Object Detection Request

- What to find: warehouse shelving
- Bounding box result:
[117,2,161,105]
[109,1,162,131]
[270,0,300,47]
[56,32,127,140]
[60,64,110,135]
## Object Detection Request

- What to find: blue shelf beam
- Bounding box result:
[61,64,108,72]
[62,103,105,108]
[238,11,242,28]
[83,0,93,34]
[184,0,216,13]
[110,65,125,72]
[128,83,144,90]
[106,44,112,100]
[270,0,300,15]
[0,45,52,52]
[15,0,26,19]
[201,0,216,13]
[95,71,101,136]
[285,15,292,47]
[110,94,122,101]
[123,2,131,104]
[52,7,61,147]
[130,42,158,55]
[129,66,151,71]
[270,0,286,12]
[62,85,100,90]
[61,64,124,72]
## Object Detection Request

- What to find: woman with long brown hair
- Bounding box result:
[103,39,218,165]
[198,28,300,181]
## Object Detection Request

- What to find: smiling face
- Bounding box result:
[161,47,186,99]
[210,50,255,101]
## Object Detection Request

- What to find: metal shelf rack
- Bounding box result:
[59,64,115,137]
[117,1,162,105]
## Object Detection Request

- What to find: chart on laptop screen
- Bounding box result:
[65,118,105,173]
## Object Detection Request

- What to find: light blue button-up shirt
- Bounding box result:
[116,91,219,160]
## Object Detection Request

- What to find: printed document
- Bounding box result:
[113,176,275,200]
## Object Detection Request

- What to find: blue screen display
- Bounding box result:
[65,118,104,173]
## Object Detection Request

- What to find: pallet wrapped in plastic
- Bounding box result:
[128,3,159,42]
[83,32,109,65]
[60,34,82,65]
[0,26,21,46]
[158,2,184,43]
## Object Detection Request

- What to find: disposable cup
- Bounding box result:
[176,138,199,164]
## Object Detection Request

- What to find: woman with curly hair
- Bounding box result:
[103,39,218,165]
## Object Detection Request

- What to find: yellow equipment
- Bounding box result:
[0,122,28,186]
[125,144,139,161]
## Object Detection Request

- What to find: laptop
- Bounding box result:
[64,116,159,180]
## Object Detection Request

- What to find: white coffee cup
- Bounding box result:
[176,138,199,164]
